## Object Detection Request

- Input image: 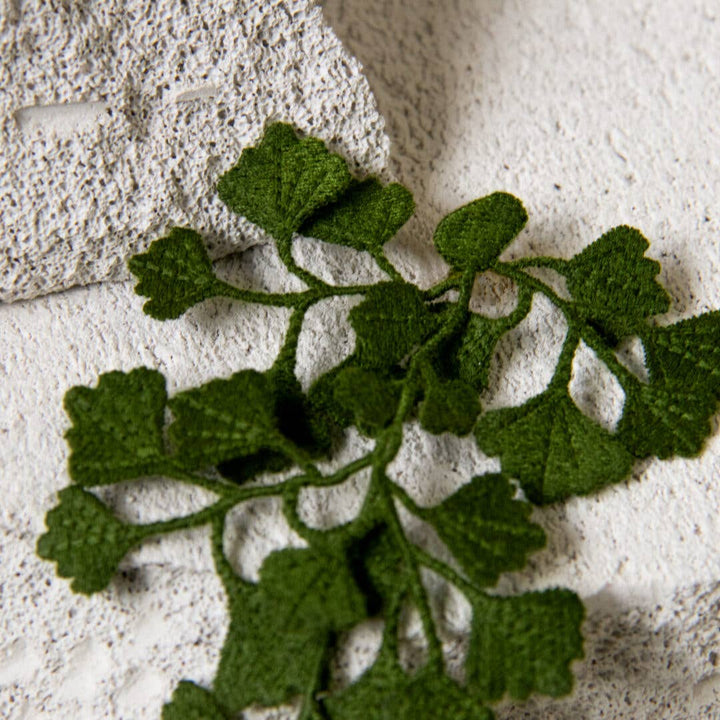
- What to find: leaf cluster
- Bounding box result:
[37,123,720,719]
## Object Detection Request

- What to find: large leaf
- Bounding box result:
[301,179,414,251]
[162,682,230,720]
[217,122,351,242]
[418,377,480,436]
[168,370,281,469]
[433,193,527,272]
[324,653,493,720]
[423,474,545,587]
[565,226,670,344]
[349,282,434,369]
[214,547,367,712]
[37,487,146,595]
[475,390,634,504]
[64,367,168,485]
[467,589,584,701]
[128,228,219,320]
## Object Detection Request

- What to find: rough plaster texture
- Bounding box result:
[2,0,720,718]
[0,0,388,302]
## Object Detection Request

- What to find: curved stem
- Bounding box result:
[372,251,404,282]
[493,262,642,393]
[422,272,464,301]
[276,237,331,290]
[504,256,569,273]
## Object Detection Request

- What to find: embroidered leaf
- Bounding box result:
[214,547,366,712]
[37,487,146,595]
[467,590,584,701]
[565,226,671,344]
[433,193,527,271]
[418,377,480,436]
[475,390,634,504]
[423,475,545,587]
[217,122,351,242]
[129,228,219,320]
[168,370,281,469]
[325,654,494,720]
[349,282,434,369]
[162,682,230,720]
[302,179,414,251]
[333,367,401,436]
[64,368,168,485]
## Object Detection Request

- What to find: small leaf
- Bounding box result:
[433,193,528,271]
[37,487,145,594]
[217,122,351,242]
[643,312,720,391]
[467,589,584,701]
[565,226,670,344]
[475,390,634,504]
[418,377,480,436]
[324,654,494,720]
[301,179,414,251]
[214,547,367,712]
[333,367,401,436]
[423,475,545,587]
[64,368,168,485]
[619,381,719,459]
[162,681,230,720]
[129,228,219,320]
[349,282,434,369]
[168,370,281,469]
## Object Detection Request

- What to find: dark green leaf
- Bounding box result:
[467,589,584,701]
[433,193,527,271]
[214,547,367,712]
[37,487,146,595]
[565,226,670,344]
[643,312,720,392]
[129,228,219,320]
[423,474,545,587]
[64,368,168,485]
[217,122,351,242]
[324,654,494,720]
[333,367,401,436]
[301,179,414,251]
[618,381,719,459]
[349,282,434,369]
[168,370,281,469]
[162,681,230,720]
[418,377,480,435]
[475,390,634,504]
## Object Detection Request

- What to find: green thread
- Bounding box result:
[37,122,720,719]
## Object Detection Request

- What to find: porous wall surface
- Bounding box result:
[0,0,388,301]
[2,0,720,718]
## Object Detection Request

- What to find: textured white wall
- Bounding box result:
[2,0,720,718]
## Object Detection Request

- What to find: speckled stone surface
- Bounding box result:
[2,0,720,718]
[0,0,388,301]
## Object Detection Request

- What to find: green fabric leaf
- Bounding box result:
[64,367,168,485]
[475,389,634,504]
[162,682,229,720]
[333,367,401,436]
[418,377,480,435]
[214,547,367,712]
[643,312,720,392]
[37,487,145,595]
[619,381,719,459]
[618,313,720,459]
[168,370,281,469]
[565,226,671,344]
[128,228,219,320]
[217,122,351,242]
[467,589,584,701]
[423,474,545,587]
[301,179,414,251]
[433,193,527,272]
[324,654,494,720]
[349,282,434,369]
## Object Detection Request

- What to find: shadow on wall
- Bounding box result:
[321,0,506,285]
